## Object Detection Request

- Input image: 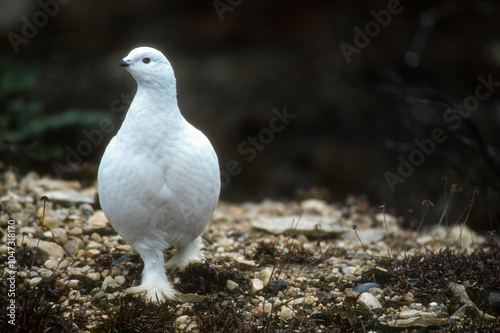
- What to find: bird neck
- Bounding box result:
[139,81,178,105]
[119,84,187,139]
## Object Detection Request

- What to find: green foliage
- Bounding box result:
[0,54,111,166]
[1,107,109,144]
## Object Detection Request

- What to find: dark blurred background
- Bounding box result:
[1,0,499,231]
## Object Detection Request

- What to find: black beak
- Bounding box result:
[119,60,129,67]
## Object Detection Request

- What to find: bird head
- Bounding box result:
[120,47,176,89]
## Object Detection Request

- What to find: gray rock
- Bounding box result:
[102,276,118,290]
[92,290,107,300]
[252,215,346,236]
[79,203,94,216]
[64,238,85,257]
[385,317,450,328]
[448,282,475,307]
[18,237,66,258]
[50,228,68,245]
[269,279,289,296]
[43,190,94,206]
[353,282,382,294]
[449,283,496,321]
[37,178,81,191]
[487,291,500,309]
[114,275,126,285]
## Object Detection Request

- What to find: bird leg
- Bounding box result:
[125,247,177,303]
[165,236,203,271]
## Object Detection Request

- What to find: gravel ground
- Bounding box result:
[0,170,499,332]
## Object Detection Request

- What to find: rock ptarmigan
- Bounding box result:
[98,46,220,302]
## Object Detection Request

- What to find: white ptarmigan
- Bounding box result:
[98,47,220,302]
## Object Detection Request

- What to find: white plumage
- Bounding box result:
[98,47,220,302]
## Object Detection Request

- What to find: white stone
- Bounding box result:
[259,267,274,286]
[175,315,192,328]
[251,278,264,292]
[358,292,382,311]
[43,259,60,270]
[226,279,239,291]
[29,277,42,286]
[342,266,356,274]
[102,276,118,290]
[67,279,80,289]
[287,297,305,306]
[398,309,420,319]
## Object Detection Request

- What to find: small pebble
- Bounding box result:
[358,292,382,311]
[90,232,103,243]
[268,279,289,296]
[85,249,101,258]
[68,290,81,300]
[68,280,80,289]
[51,228,69,245]
[227,279,239,291]
[252,278,264,292]
[87,272,101,281]
[68,227,83,236]
[342,266,356,274]
[259,267,273,286]
[29,277,42,286]
[44,259,60,270]
[280,306,294,319]
[114,275,126,285]
[110,266,122,277]
[64,238,85,257]
[79,203,94,216]
[102,276,118,290]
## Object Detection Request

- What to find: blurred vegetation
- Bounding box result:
[0,55,110,173]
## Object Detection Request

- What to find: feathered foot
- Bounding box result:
[165,236,203,271]
[126,247,178,303]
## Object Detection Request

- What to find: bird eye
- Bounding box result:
[142,57,151,64]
